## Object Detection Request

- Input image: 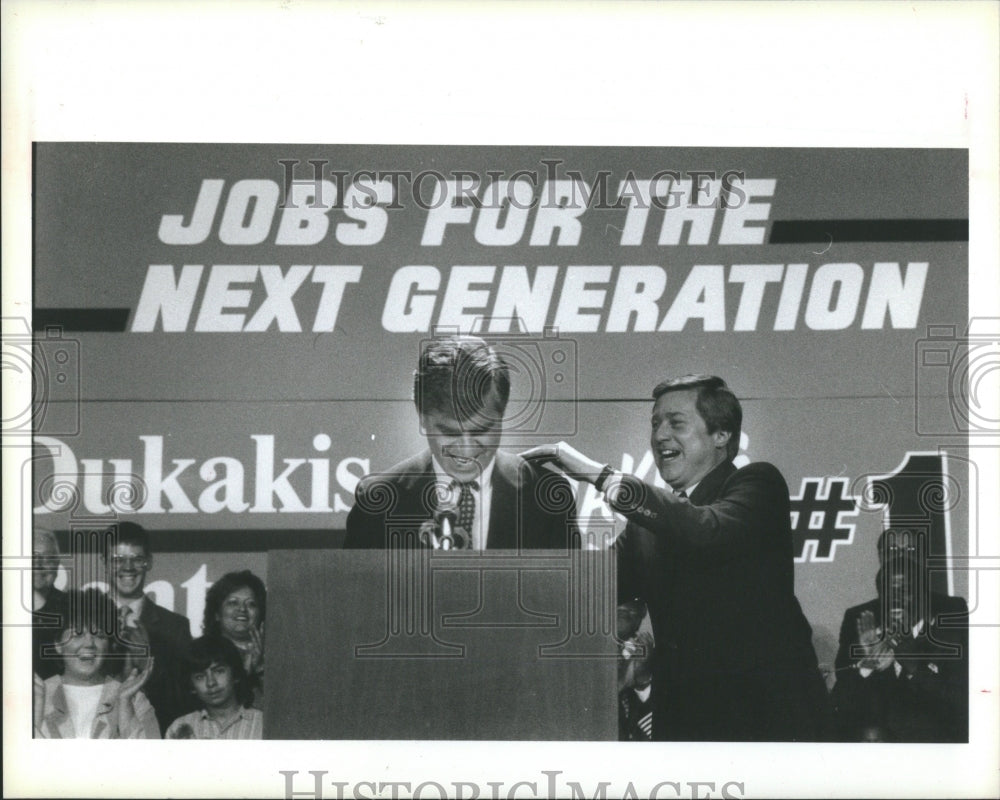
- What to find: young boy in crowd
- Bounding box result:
[34,588,158,739]
[616,599,654,741]
[618,631,655,741]
[166,635,263,739]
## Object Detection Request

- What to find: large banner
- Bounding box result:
[28,144,971,676]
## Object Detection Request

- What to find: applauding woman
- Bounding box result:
[202,570,266,708]
[34,588,158,738]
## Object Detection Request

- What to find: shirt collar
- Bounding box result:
[678,480,699,497]
[114,595,146,617]
[430,455,495,490]
[199,706,247,730]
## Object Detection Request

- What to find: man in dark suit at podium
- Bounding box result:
[522,374,829,741]
[344,335,575,550]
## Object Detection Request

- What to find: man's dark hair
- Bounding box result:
[651,374,742,460]
[202,570,267,637]
[412,336,510,423]
[183,635,254,708]
[103,521,151,559]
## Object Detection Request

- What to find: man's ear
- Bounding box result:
[712,430,731,451]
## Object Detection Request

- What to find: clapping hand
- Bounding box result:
[118,657,154,732]
[890,630,927,676]
[856,610,894,672]
[247,623,265,675]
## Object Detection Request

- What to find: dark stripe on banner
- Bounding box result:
[769,219,968,244]
[34,308,131,332]
[50,528,345,553]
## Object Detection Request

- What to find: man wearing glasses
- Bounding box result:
[104,521,194,734]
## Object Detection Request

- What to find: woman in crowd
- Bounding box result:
[166,635,263,739]
[34,588,158,738]
[202,570,266,708]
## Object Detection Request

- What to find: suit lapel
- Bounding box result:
[689,460,736,505]
[404,451,441,521]
[138,596,157,630]
[487,451,516,549]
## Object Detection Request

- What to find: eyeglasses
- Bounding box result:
[109,556,149,569]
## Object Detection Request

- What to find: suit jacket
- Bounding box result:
[131,597,196,734]
[831,593,969,742]
[36,675,160,739]
[343,449,576,550]
[613,459,828,741]
[33,587,68,680]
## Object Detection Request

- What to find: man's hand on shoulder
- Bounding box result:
[519,442,606,484]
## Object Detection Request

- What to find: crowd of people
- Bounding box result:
[613,526,969,743]
[31,335,969,742]
[32,523,265,739]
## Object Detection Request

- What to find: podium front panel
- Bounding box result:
[265,548,618,740]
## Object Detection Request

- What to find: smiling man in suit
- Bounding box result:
[344,335,575,550]
[522,374,829,741]
[104,522,195,733]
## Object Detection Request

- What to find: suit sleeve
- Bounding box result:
[343,476,386,549]
[829,607,877,738]
[614,524,643,605]
[607,463,788,555]
[541,471,578,549]
[515,460,579,549]
[896,598,969,739]
[170,612,194,649]
[834,606,861,675]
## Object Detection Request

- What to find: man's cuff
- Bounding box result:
[603,472,639,509]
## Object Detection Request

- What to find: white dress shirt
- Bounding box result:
[431,456,495,550]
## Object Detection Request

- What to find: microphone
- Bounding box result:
[435,507,458,550]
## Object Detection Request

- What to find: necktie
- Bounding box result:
[456,481,477,548]
[118,605,135,630]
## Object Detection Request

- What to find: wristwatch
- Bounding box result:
[594,464,615,492]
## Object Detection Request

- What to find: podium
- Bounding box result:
[265,546,619,739]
